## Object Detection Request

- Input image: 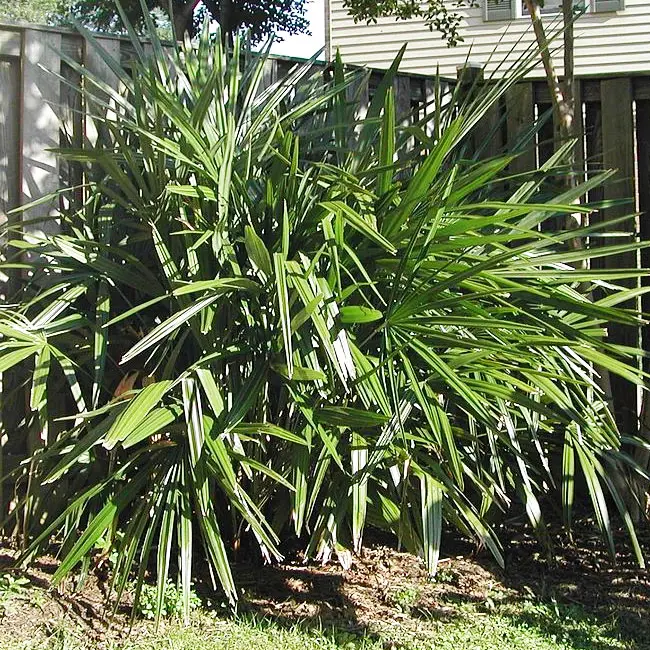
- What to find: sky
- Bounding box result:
[270,0,325,59]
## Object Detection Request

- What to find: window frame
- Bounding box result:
[483,0,624,22]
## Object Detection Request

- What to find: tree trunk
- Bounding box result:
[203,0,235,45]
[171,0,200,40]
[523,0,581,236]
[522,0,569,135]
[561,0,575,145]
[560,0,582,240]
[220,0,234,46]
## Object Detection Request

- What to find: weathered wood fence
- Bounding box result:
[0,24,451,519]
[0,23,446,234]
[475,77,650,436]
[0,23,648,438]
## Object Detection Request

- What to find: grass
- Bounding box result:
[0,600,639,650]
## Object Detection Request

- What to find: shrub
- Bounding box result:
[1,11,647,622]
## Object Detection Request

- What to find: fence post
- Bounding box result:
[633,92,650,517]
[637,97,650,374]
[457,63,495,160]
[0,44,21,529]
[599,77,639,436]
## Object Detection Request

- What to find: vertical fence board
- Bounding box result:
[536,102,555,167]
[346,70,369,148]
[573,79,586,180]
[601,79,636,228]
[469,78,502,160]
[261,58,277,91]
[636,99,650,375]
[21,30,62,457]
[21,29,61,243]
[584,95,604,214]
[423,77,455,141]
[0,53,21,525]
[634,97,650,508]
[475,100,503,160]
[84,36,121,147]
[0,56,20,237]
[0,29,20,56]
[60,35,84,212]
[393,74,412,157]
[393,75,411,124]
[506,82,536,174]
[600,77,639,435]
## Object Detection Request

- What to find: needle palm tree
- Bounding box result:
[1,10,647,623]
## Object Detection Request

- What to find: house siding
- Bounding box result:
[328,0,650,78]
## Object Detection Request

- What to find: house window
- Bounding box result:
[523,0,563,14]
[485,0,624,21]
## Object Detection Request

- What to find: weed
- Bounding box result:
[0,573,30,616]
[433,567,456,584]
[387,586,420,614]
[136,582,201,620]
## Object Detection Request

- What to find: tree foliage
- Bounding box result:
[0,0,309,42]
[66,0,309,41]
[342,0,473,46]
[0,0,63,24]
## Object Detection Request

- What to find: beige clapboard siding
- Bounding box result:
[329,0,650,77]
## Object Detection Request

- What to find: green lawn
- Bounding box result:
[0,601,639,650]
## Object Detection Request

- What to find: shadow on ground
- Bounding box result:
[0,517,648,650]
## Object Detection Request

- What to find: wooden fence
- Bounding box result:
[0,23,648,438]
[472,76,650,436]
[0,24,452,517]
[0,23,446,238]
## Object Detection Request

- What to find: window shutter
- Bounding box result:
[485,0,514,21]
[593,0,623,12]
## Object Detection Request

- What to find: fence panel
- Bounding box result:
[469,72,649,436]
[1,22,650,442]
[0,51,20,522]
[0,55,20,240]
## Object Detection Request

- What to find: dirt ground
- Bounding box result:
[1,518,648,648]
[234,519,650,642]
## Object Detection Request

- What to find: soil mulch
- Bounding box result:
[0,520,649,647]
[233,520,650,642]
